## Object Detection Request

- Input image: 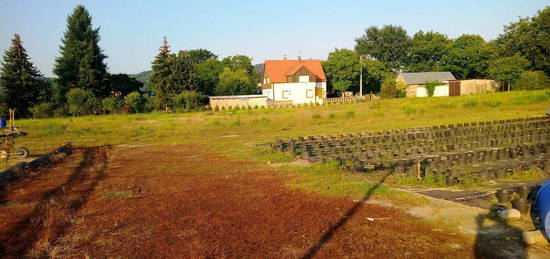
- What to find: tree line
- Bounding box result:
[324,6,550,97]
[0,5,259,118]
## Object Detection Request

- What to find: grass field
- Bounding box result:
[12,90,550,200]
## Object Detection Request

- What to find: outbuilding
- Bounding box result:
[209,95,268,109]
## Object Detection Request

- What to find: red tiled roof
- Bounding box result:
[263,59,327,83]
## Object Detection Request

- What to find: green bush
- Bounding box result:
[101,97,122,113]
[29,102,54,119]
[172,91,208,112]
[482,100,502,108]
[463,100,478,108]
[66,88,99,116]
[425,81,442,97]
[143,95,156,113]
[380,77,397,98]
[514,71,550,90]
[125,91,145,113]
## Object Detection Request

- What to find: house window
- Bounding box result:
[282,90,290,99]
[306,89,314,98]
[299,75,309,83]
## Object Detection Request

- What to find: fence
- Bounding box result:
[324,94,378,104]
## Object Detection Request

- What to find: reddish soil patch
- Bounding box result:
[0,145,473,258]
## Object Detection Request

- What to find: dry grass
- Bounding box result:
[11,90,550,199]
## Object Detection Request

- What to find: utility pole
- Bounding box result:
[359,55,363,97]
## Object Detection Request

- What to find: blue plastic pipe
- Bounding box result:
[537,180,550,238]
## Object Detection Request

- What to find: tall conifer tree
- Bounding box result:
[53,5,109,99]
[0,34,43,116]
[150,37,173,110]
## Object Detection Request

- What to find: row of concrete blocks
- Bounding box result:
[339,156,549,186]
[281,123,550,149]
[287,134,550,159]
[306,142,549,168]
[301,142,550,164]
[289,116,550,142]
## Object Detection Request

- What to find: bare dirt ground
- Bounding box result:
[0,145,475,258]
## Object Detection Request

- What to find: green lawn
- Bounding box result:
[11,90,550,201]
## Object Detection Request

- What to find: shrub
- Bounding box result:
[125,91,145,113]
[29,102,54,119]
[66,88,99,116]
[514,71,550,90]
[482,100,502,108]
[380,77,397,98]
[172,91,208,112]
[463,100,478,108]
[312,114,321,119]
[101,97,122,113]
[143,95,156,113]
[425,81,443,97]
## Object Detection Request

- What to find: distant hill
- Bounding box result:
[129,70,152,84]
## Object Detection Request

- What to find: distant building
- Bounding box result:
[397,72,456,97]
[397,72,497,97]
[209,95,268,109]
[260,59,327,104]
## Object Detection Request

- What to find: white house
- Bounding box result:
[261,59,327,104]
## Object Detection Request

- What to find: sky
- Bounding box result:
[0,0,548,77]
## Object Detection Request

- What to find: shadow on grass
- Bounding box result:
[301,171,391,259]
[0,146,110,257]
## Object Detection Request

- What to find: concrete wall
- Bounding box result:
[416,85,449,97]
[263,82,326,104]
[209,96,268,109]
[460,79,498,95]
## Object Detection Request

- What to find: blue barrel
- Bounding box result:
[537,180,550,238]
[0,118,6,129]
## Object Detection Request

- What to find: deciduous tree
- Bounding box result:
[495,7,550,76]
[355,25,410,71]
[406,31,451,72]
[441,34,493,79]
[323,49,359,95]
[514,71,550,90]
[215,67,255,96]
[488,54,530,91]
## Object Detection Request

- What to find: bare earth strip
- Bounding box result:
[0,144,476,258]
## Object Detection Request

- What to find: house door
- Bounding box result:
[315,88,324,98]
[449,81,461,96]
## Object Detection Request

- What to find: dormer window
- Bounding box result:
[299,75,309,83]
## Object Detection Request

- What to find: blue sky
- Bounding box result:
[0,0,548,76]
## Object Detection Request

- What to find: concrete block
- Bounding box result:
[497,209,521,221]
[523,230,548,245]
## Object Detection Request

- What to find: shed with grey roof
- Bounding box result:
[397,72,456,85]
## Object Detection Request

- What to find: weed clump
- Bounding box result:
[463,101,478,108]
